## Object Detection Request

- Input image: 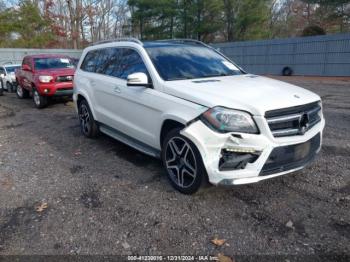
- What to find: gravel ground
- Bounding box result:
[0,77,349,260]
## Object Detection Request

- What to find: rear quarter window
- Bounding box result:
[80,47,149,81]
[80,50,100,72]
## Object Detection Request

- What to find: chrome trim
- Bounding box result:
[266,103,322,137]
[272,128,300,136]
[308,105,321,115]
[267,113,301,124]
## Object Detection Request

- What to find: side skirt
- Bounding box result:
[98,123,161,159]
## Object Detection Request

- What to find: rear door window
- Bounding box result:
[94,48,117,75]
[100,48,122,77]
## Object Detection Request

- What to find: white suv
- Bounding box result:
[0,64,21,93]
[73,38,325,194]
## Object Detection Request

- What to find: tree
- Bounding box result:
[0,0,54,48]
[222,0,270,41]
[301,0,350,33]
[1,0,349,48]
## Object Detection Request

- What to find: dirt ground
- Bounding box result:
[0,76,349,261]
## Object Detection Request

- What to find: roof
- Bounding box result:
[91,38,210,49]
[2,64,21,67]
[25,54,72,59]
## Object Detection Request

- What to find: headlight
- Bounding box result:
[39,75,53,83]
[200,107,259,134]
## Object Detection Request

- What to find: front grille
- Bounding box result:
[265,101,321,137]
[56,75,73,82]
[260,133,320,176]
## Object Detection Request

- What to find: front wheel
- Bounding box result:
[162,128,208,194]
[33,89,48,109]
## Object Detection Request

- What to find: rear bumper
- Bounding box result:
[181,117,325,186]
[37,82,73,96]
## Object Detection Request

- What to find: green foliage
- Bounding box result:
[129,0,179,40]
[0,0,348,47]
[233,0,270,40]
[128,0,271,42]
[0,0,54,48]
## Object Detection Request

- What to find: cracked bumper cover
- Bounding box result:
[180,116,325,186]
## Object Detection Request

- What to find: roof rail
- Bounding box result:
[157,38,211,48]
[92,37,143,46]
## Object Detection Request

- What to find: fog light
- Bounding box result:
[225,147,257,153]
[219,149,260,171]
[44,89,49,93]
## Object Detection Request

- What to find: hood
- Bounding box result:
[162,74,321,116]
[36,68,75,77]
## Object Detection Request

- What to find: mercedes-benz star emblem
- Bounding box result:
[299,113,309,135]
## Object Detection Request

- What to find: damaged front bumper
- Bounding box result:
[180,116,325,186]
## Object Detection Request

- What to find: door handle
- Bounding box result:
[114,86,121,93]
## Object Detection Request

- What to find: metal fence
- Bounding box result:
[0,48,82,65]
[213,33,350,77]
[1,34,350,76]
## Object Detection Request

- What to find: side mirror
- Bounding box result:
[22,64,31,71]
[127,72,152,87]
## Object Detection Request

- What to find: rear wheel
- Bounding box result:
[162,128,208,194]
[78,99,99,138]
[16,85,29,99]
[33,88,48,109]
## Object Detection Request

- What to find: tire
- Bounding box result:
[162,128,209,194]
[16,84,29,99]
[282,66,293,76]
[0,80,3,96]
[6,82,12,92]
[78,99,99,138]
[32,88,48,109]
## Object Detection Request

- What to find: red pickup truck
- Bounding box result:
[15,54,76,108]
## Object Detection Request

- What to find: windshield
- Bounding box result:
[34,57,75,70]
[145,45,243,81]
[5,66,20,73]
